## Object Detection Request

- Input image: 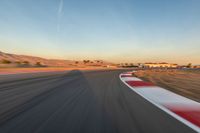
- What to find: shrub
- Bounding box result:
[1,59,11,64]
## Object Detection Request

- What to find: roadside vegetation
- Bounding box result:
[1,59,12,64]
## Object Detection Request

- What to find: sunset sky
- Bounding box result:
[0,0,200,64]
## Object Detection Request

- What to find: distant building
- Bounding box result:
[144,62,178,68]
[118,63,139,68]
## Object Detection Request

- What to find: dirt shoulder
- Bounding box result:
[134,69,200,102]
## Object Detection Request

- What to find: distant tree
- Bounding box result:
[23,61,29,64]
[35,62,42,66]
[187,63,192,68]
[15,61,21,65]
[83,60,90,64]
[130,63,134,66]
[1,59,11,64]
[75,61,79,64]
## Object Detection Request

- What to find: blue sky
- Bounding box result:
[0,0,200,64]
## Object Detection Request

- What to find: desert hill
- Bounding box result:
[0,51,114,67]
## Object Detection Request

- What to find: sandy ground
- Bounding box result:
[134,69,200,102]
[0,67,118,75]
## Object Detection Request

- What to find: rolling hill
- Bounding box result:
[0,51,114,67]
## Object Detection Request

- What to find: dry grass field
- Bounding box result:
[0,67,116,75]
[134,69,200,102]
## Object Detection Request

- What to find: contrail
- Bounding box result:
[57,0,64,33]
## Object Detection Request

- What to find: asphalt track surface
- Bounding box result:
[0,70,196,133]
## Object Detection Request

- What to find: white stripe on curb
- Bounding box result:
[121,77,142,82]
[135,86,199,105]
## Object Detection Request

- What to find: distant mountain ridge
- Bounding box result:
[0,51,114,67]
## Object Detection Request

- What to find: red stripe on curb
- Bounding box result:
[165,105,200,128]
[121,75,133,77]
[126,81,154,87]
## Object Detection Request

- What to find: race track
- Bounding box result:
[0,70,196,133]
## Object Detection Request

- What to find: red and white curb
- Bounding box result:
[120,71,200,133]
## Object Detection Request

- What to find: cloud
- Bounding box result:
[57,0,64,33]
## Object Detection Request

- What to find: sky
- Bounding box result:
[0,0,200,64]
